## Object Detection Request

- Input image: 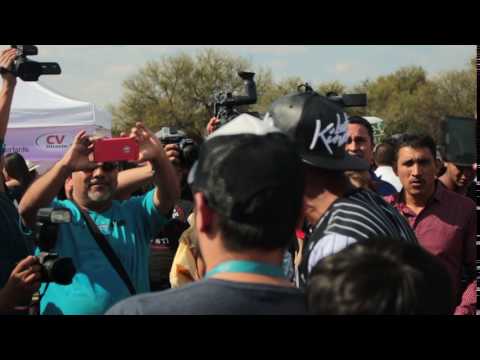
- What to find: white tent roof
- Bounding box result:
[363,116,384,125]
[8,79,111,130]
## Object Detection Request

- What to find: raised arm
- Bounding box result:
[19,131,98,228]
[0,48,18,193]
[115,162,153,200]
[129,122,180,215]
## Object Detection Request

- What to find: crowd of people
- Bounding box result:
[0,47,477,315]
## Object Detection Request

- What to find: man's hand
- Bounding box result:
[164,143,181,166]
[0,48,17,87]
[129,122,166,163]
[206,117,220,135]
[128,122,180,213]
[60,131,98,173]
[0,256,41,312]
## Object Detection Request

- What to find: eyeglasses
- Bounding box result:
[97,162,119,172]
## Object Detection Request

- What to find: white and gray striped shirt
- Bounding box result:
[299,188,417,287]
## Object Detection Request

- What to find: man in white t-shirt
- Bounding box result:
[374,142,402,192]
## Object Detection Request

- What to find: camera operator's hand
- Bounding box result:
[129,122,180,213]
[0,256,41,313]
[0,48,17,87]
[206,117,220,135]
[60,131,99,173]
[164,143,181,166]
[129,122,166,162]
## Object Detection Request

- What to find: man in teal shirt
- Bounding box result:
[19,123,180,315]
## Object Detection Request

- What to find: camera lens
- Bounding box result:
[42,256,76,285]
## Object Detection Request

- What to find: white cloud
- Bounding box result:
[105,64,137,76]
[34,45,310,56]
[334,63,353,74]
[3,45,474,111]
[212,45,309,55]
[270,60,289,70]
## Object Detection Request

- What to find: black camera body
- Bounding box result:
[439,116,476,166]
[37,252,76,285]
[213,71,258,126]
[35,208,76,285]
[36,208,71,251]
[0,45,61,81]
[156,127,199,168]
[326,92,367,108]
[298,83,367,108]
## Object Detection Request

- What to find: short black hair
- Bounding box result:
[394,134,436,164]
[192,133,305,252]
[348,116,374,145]
[374,142,396,167]
[306,237,454,315]
[217,185,303,252]
[4,152,35,190]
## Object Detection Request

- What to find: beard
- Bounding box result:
[87,186,114,203]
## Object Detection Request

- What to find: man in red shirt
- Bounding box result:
[384,134,476,315]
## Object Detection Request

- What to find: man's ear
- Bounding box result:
[194,193,214,234]
[393,162,399,177]
[65,176,73,191]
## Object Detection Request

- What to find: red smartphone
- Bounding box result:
[93,137,139,163]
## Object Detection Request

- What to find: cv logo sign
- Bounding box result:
[35,133,74,151]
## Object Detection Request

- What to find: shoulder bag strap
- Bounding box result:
[74,202,136,295]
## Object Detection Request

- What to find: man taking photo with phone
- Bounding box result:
[19,123,180,315]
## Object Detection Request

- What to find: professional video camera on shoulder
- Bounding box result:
[0,45,61,82]
[156,127,199,168]
[297,83,367,108]
[35,208,76,285]
[212,71,258,126]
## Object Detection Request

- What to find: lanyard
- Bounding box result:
[205,260,285,279]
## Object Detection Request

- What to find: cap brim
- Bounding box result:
[300,151,370,171]
[452,161,475,167]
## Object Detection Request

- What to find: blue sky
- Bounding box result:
[2,45,475,111]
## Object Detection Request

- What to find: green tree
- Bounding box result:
[316,80,346,97]
[111,49,270,137]
[350,62,476,142]
[253,76,304,114]
[350,66,431,138]
[111,50,476,143]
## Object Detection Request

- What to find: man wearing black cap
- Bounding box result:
[107,114,307,315]
[439,160,476,201]
[265,91,417,288]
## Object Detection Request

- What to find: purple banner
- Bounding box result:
[4,126,95,162]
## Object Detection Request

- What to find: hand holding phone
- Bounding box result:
[93,137,139,163]
[129,123,166,163]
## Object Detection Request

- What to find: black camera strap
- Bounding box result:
[74,203,136,295]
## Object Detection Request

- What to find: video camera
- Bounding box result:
[298,83,367,108]
[156,127,199,168]
[35,208,76,285]
[37,252,76,285]
[212,71,258,126]
[439,116,476,166]
[0,45,61,82]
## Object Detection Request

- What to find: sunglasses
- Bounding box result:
[96,162,119,172]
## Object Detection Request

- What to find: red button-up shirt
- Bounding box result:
[384,181,477,315]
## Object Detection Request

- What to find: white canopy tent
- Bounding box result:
[363,116,383,125]
[364,116,385,143]
[4,79,112,173]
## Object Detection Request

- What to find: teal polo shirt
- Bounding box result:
[38,189,167,315]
